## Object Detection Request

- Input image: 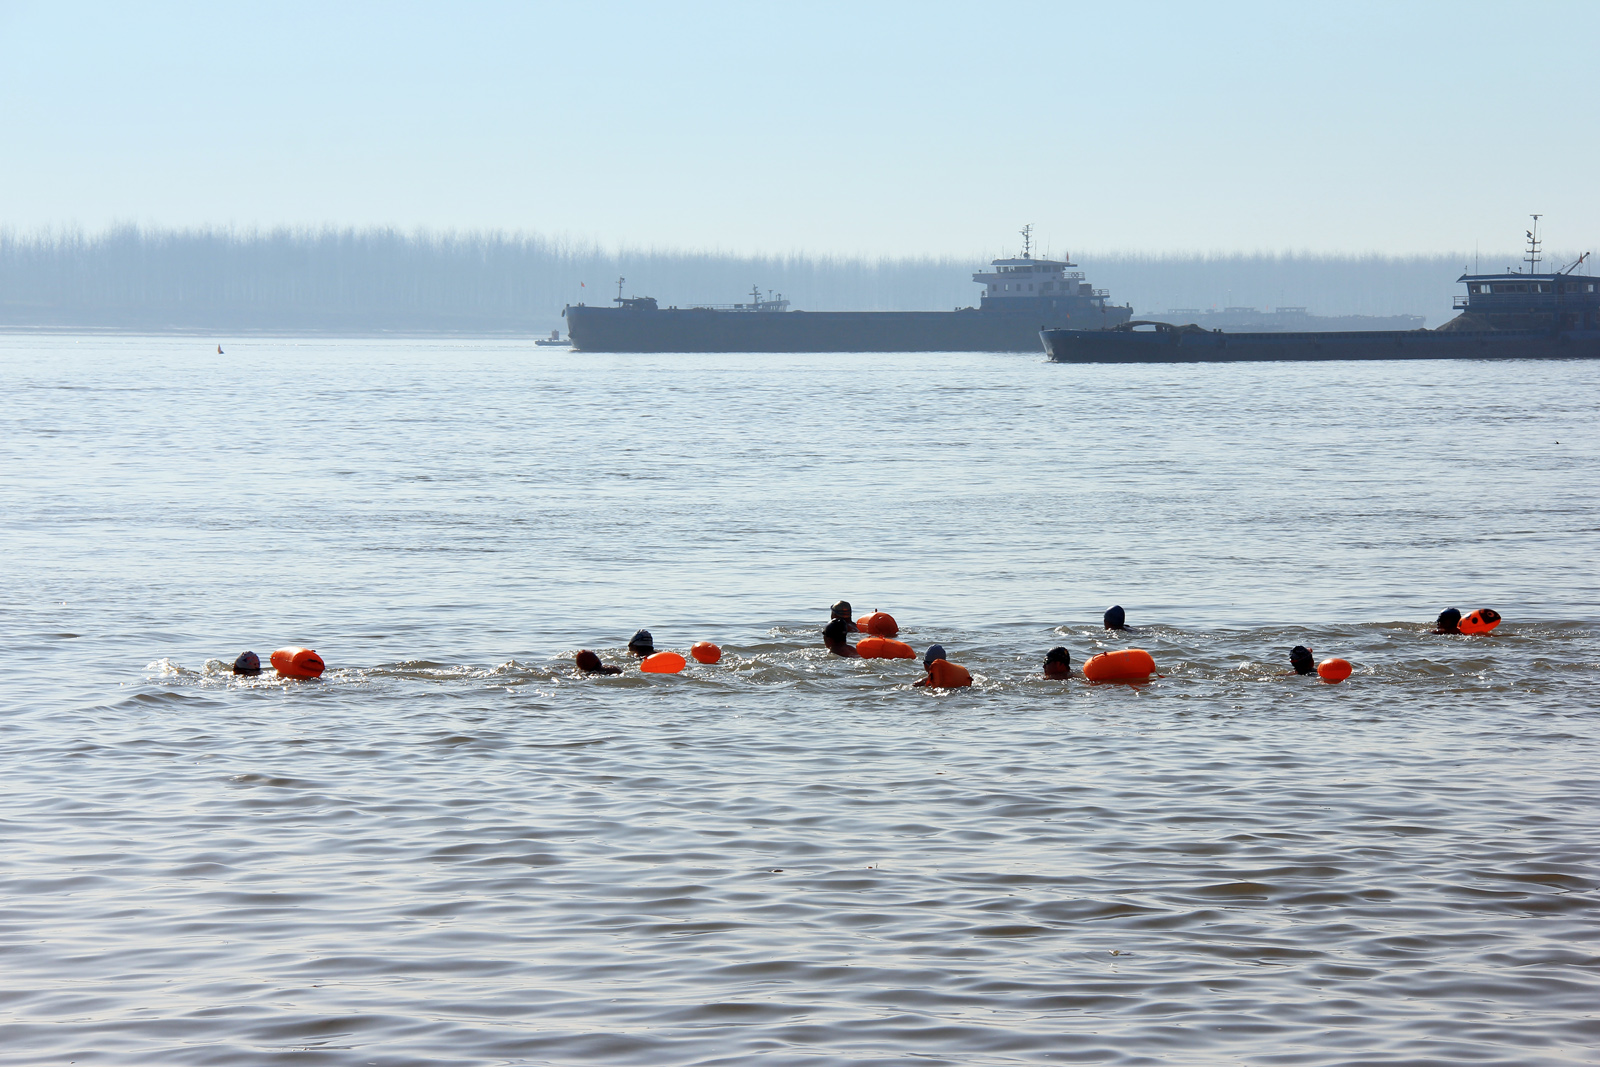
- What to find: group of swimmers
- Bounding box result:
[560,601,1504,688]
[225,603,1503,684]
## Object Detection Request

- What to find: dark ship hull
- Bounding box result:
[567,304,1128,353]
[1041,326,1600,363]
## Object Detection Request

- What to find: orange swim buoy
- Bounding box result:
[640,651,686,674]
[1317,657,1352,684]
[857,636,916,660]
[1458,609,1502,635]
[1082,648,1156,683]
[857,612,899,637]
[270,647,325,679]
[690,641,722,664]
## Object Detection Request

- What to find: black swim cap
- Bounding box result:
[1289,646,1315,675]
[1104,605,1126,630]
[831,600,853,620]
[923,644,947,669]
[1435,608,1461,631]
[823,618,849,645]
[1045,646,1071,666]
[627,629,654,654]
[232,650,261,675]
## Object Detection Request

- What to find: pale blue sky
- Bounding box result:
[2,0,1596,259]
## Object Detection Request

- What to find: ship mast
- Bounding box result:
[616,276,626,301]
[1019,224,1033,260]
[1524,215,1542,274]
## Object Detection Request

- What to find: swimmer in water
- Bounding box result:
[915,644,973,688]
[1043,646,1071,679]
[232,651,261,676]
[1432,609,1461,635]
[575,650,622,675]
[1104,605,1127,630]
[823,618,859,657]
[1289,646,1315,675]
[627,629,656,656]
[830,600,858,633]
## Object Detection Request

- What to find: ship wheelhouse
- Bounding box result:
[1454,271,1600,331]
[972,256,1100,307]
[970,250,1125,329]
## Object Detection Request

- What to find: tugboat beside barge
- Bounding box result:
[1043,221,1600,363]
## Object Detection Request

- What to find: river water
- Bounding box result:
[2,334,1597,1066]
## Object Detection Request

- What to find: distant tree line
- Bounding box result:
[0,226,1502,333]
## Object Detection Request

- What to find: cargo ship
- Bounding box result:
[564,227,1132,352]
[1043,221,1600,364]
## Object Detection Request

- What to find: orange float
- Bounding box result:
[857,612,900,637]
[271,647,325,679]
[1458,609,1502,635]
[640,651,686,674]
[1082,649,1157,683]
[690,641,722,664]
[857,636,916,660]
[1317,657,1353,684]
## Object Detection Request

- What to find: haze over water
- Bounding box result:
[2,335,1597,1065]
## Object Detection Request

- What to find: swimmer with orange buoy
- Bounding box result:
[575,650,622,675]
[915,644,973,688]
[830,601,858,633]
[619,629,686,673]
[823,618,860,657]
[1043,647,1072,679]
[1433,607,1503,635]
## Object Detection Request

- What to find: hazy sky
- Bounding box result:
[3,1,1597,259]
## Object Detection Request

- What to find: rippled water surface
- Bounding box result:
[2,335,1598,1065]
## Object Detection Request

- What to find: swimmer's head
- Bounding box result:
[830,600,852,621]
[1435,608,1461,633]
[923,643,947,669]
[575,649,604,672]
[1045,647,1071,668]
[627,629,655,656]
[822,618,850,648]
[1104,605,1126,630]
[232,650,261,675]
[1289,646,1315,675]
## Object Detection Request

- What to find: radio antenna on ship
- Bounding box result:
[1019,224,1033,260]
[1524,215,1542,274]
[616,277,626,301]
